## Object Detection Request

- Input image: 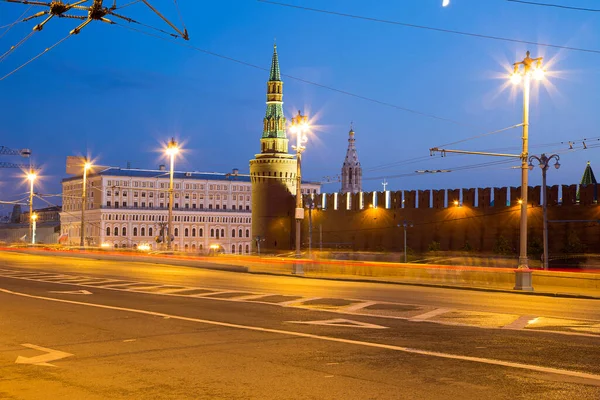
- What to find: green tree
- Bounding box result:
[563,230,585,254]
[428,241,441,252]
[493,235,512,255]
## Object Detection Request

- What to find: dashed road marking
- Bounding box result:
[343,301,377,312]
[503,315,537,330]
[279,297,322,306]
[410,308,451,321]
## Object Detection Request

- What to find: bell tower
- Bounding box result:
[250,44,297,252]
[341,124,362,194]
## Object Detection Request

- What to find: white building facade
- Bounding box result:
[60,167,255,254]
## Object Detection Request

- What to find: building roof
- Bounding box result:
[580,161,597,185]
[269,43,281,82]
[62,167,252,183]
[62,167,321,186]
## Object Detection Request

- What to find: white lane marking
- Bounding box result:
[15,343,73,367]
[233,293,275,301]
[191,291,235,297]
[48,290,92,295]
[123,339,136,343]
[2,271,600,339]
[288,318,388,329]
[343,301,377,312]
[2,287,600,383]
[152,287,196,294]
[503,315,537,330]
[95,282,140,288]
[411,308,451,321]
[279,297,321,306]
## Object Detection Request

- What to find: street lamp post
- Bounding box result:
[27,170,36,245]
[80,160,92,247]
[529,153,560,270]
[165,138,179,251]
[290,111,309,269]
[31,213,37,245]
[399,220,413,263]
[510,51,545,290]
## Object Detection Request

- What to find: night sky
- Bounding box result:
[1,0,599,212]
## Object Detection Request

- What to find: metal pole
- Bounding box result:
[308,205,312,255]
[80,166,87,247]
[295,150,302,258]
[167,152,175,250]
[518,74,530,270]
[542,165,549,270]
[404,223,407,263]
[29,173,34,244]
[32,216,37,245]
[319,224,322,252]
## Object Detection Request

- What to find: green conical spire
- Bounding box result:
[580,161,597,185]
[269,44,281,82]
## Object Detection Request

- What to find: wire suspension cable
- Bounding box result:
[113,22,477,128]
[0,33,70,80]
[506,0,600,12]
[257,0,600,56]
[0,4,33,38]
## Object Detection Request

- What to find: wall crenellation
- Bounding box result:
[304,184,598,211]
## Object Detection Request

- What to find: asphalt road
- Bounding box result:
[1,252,600,399]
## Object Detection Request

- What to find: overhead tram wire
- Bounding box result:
[256,0,600,56]
[111,21,478,129]
[0,4,32,38]
[506,0,600,12]
[0,33,71,81]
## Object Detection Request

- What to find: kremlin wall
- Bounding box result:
[295,184,599,255]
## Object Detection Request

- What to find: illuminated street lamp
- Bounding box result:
[31,213,38,245]
[80,160,92,247]
[510,50,545,290]
[165,138,179,251]
[290,110,309,262]
[529,153,560,270]
[26,170,36,244]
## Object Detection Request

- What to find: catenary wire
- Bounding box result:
[257,0,600,55]
[506,0,600,12]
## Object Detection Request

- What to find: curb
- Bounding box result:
[245,270,600,300]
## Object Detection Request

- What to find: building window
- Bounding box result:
[221,229,225,238]
[223,205,227,210]
[122,227,127,236]
[238,205,242,210]
[245,244,249,254]
[184,228,189,237]
[149,227,153,236]
[246,205,250,211]
[231,245,235,254]
[141,227,145,236]
[134,202,138,208]
[106,227,110,236]
[239,244,243,254]
[133,227,138,236]
[174,228,179,237]
[216,205,220,210]
[175,203,179,209]
[245,229,249,238]
[199,228,203,237]
[122,202,127,207]
[232,229,235,238]
[107,201,111,207]
[192,228,196,237]
[210,228,214,237]
[107,190,112,196]
[114,227,119,236]
[209,204,213,210]
[238,229,242,238]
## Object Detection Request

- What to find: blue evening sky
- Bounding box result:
[1,0,599,210]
